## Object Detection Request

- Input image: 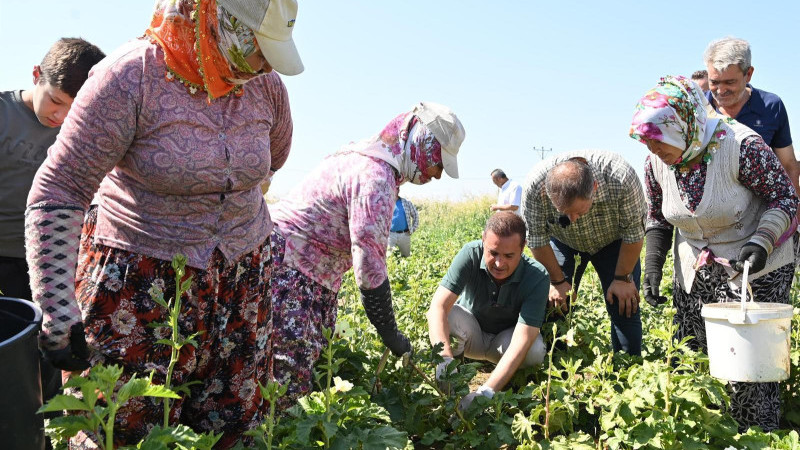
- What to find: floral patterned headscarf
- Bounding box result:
[630,75,719,168]
[145,0,265,99]
[338,112,443,185]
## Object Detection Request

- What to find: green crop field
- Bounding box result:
[318,196,800,449]
[41,197,800,449]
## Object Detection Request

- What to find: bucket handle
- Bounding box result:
[739,260,754,313]
[0,307,40,326]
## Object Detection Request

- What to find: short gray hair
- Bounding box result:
[545,158,594,210]
[703,37,751,74]
[491,169,507,179]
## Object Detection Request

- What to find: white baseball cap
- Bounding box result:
[412,102,465,178]
[218,0,304,76]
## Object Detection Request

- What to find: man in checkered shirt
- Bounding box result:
[521,150,646,356]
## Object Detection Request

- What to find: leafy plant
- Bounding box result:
[39,254,220,449]
[266,328,411,449]
[39,365,181,449]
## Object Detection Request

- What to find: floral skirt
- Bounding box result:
[673,260,795,432]
[72,207,272,448]
[270,228,339,411]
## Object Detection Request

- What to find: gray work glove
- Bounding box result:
[644,228,672,307]
[458,385,495,412]
[642,272,668,307]
[435,356,455,395]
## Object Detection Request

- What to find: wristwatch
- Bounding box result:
[613,273,633,283]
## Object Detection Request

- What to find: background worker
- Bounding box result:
[388,196,419,257]
[691,69,709,93]
[490,169,522,215]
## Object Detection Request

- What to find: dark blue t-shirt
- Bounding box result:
[707,85,792,149]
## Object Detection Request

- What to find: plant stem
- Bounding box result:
[323,333,333,448]
[266,394,277,450]
[104,402,118,450]
[163,267,185,427]
[372,348,391,394]
[544,324,559,440]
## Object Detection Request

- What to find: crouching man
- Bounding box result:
[426,212,549,410]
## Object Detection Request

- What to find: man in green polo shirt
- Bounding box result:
[426,212,548,410]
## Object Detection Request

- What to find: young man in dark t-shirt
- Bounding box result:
[1,38,105,300]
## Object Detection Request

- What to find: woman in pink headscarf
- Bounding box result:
[630,75,798,431]
[269,102,465,408]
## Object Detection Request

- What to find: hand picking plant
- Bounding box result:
[39,254,220,449]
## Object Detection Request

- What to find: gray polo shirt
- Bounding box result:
[440,240,548,334]
[0,90,60,258]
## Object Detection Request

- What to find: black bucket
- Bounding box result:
[0,297,45,450]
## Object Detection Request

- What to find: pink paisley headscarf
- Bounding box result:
[630,75,719,168]
[338,111,443,185]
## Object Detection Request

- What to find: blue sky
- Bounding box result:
[2,1,798,201]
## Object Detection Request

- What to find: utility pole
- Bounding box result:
[532,146,552,160]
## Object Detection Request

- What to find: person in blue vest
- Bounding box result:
[388,196,419,257]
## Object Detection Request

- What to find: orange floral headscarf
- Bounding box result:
[145,0,262,99]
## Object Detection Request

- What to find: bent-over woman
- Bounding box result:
[269,102,464,408]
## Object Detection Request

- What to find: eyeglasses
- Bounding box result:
[548,215,571,228]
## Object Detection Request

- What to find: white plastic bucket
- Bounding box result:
[701,261,794,382]
[701,301,793,382]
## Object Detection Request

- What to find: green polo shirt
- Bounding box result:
[440,240,549,334]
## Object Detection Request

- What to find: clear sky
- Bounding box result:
[2,1,798,201]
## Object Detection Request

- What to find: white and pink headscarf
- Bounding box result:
[630,75,720,169]
[337,111,444,185]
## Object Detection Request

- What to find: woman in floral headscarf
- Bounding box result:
[269,102,465,408]
[25,0,302,446]
[630,75,798,431]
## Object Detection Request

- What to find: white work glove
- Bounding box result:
[458,384,495,412]
[435,357,455,394]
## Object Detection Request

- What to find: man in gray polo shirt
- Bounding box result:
[426,212,548,410]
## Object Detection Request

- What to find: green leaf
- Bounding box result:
[44,414,99,440]
[420,428,448,445]
[117,377,180,405]
[138,424,221,449]
[38,394,92,412]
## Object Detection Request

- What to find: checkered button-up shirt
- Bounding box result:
[521,150,646,255]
